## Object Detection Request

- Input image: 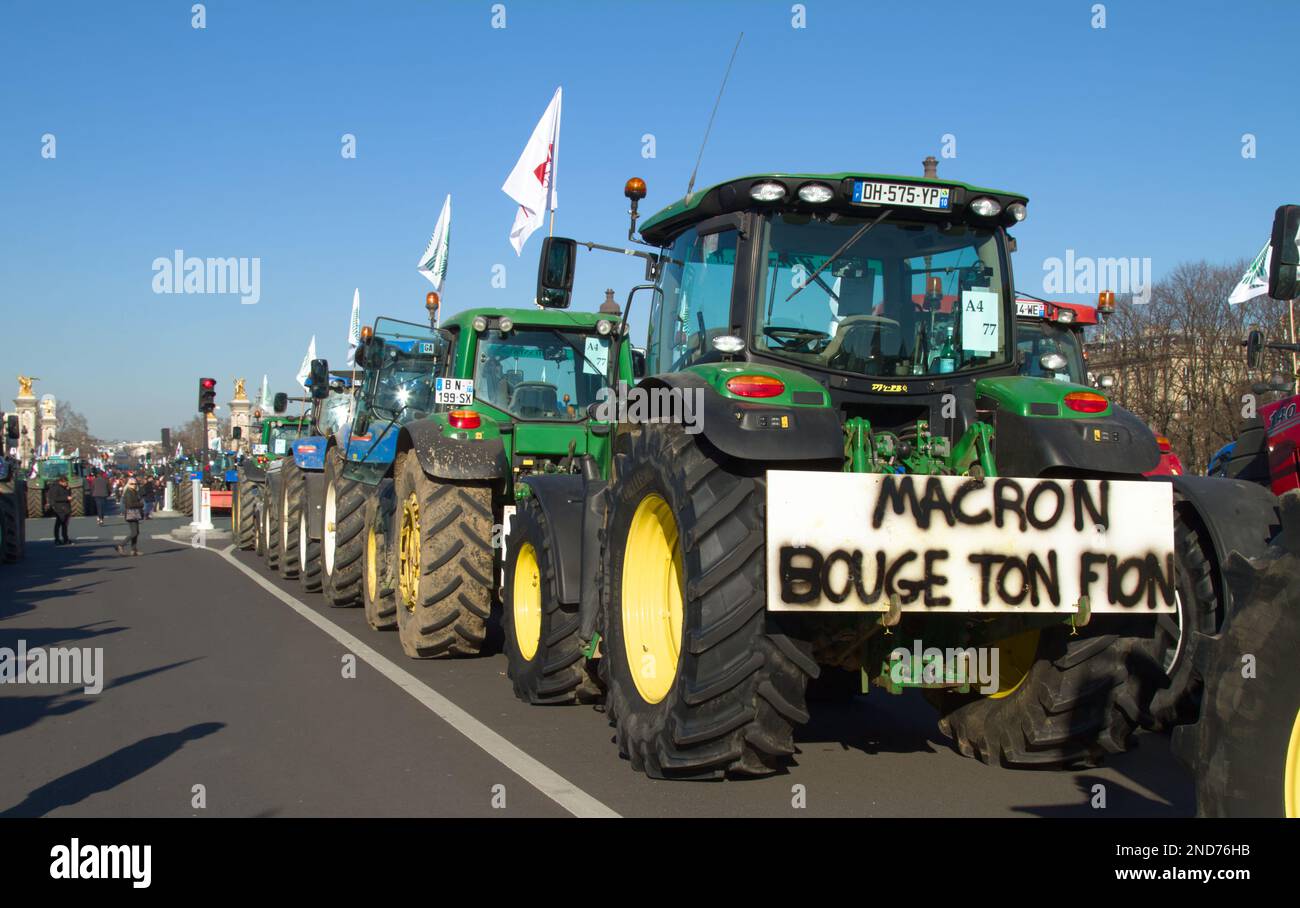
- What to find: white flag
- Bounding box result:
[1229,242,1272,305]
[296,335,317,391]
[418,194,452,294]
[502,87,561,255]
[346,289,361,366]
[259,374,270,409]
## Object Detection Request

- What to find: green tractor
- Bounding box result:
[233,409,310,552]
[0,414,26,563]
[25,454,90,519]
[334,307,635,663]
[496,172,1277,778]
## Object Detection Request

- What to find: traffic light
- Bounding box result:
[198,377,217,414]
[161,428,171,449]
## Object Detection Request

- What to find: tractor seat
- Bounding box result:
[509,382,559,418]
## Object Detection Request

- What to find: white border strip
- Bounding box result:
[212,544,620,818]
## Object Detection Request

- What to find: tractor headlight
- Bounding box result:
[968,197,1002,217]
[472,316,488,333]
[499,317,514,333]
[1007,201,1027,222]
[749,181,787,202]
[596,319,612,336]
[797,182,834,203]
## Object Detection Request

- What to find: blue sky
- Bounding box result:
[2,0,1295,439]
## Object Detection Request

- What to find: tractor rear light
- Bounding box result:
[726,374,785,398]
[1064,392,1108,414]
[449,409,481,429]
[1156,435,1172,454]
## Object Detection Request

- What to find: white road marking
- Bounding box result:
[209,544,620,819]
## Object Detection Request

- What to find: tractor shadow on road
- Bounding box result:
[795,689,948,759]
[0,721,225,817]
[0,658,201,740]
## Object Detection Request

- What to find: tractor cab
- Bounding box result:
[1013,294,1097,384]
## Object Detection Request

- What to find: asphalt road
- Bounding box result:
[0,511,1195,818]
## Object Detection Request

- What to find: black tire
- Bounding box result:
[254,496,265,556]
[234,476,258,550]
[26,485,43,519]
[1173,532,1300,816]
[599,423,816,779]
[392,452,493,658]
[503,496,590,705]
[70,490,85,518]
[362,484,397,631]
[0,492,20,563]
[298,507,323,593]
[1114,509,1221,730]
[264,481,281,571]
[934,627,1137,768]
[278,462,303,579]
[323,451,365,608]
[1224,421,1271,485]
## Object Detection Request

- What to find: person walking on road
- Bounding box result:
[117,478,143,557]
[91,470,111,525]
[49,475,73,545]
[141,477,156,519]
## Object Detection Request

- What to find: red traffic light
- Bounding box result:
[198,377,217,414]
[200,378,216,389]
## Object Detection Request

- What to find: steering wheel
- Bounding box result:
[763,325,831,353]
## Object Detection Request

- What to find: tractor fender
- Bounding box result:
[398,420,508,482]
[640,373,844,463]
[305,469,327,541]
[292,437,328,471]
[517,474,588,607]
[1154,474,1281,612]
[239,462,266,483]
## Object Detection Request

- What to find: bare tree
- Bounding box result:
[1087,259,1293,473]
[55,401,102,456]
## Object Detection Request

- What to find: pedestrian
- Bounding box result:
[117,478,143,557]
[91,470,111,525]
[48,475,73,545]
[142,477,156,519]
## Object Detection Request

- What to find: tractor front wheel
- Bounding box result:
[362,485,397,630]
[599,423,815,779]
[323,451,365,608]
[234,477,258,550]
[392,452,493,658]
[299,508,323,592]
[278,463,303,579]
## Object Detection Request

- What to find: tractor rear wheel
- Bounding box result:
[264,483,281,571]
[0,492,19,563]
[934,627,1137,768]
[323,451,365,608]
[599,423,816,779]
[1173,530,1300,816]
[392,452,493,658]
[278,463,303,579]
[503,496,589,704]
[362,486,397,630]
[298,508,323,592]
[70,490,85,518]
[26,485,43,519]
[234,476,258,550]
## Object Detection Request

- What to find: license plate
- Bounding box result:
[435,378,474,405]
[852,180,951,210]
[1016,300,1046,318]
[765,471,1175,614]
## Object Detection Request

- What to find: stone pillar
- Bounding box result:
[12,389,37,466]
[228,397,252,455]
[38,395,57,455]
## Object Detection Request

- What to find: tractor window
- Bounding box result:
[1015,319,1086,383]
[473,328,612,421]
[650,226,739,374]
[753,212,1010,378]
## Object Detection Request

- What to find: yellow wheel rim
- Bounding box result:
[513,542,542,661]
[1285,706,1300,818]
[399,492,420,609]
[621,493,684,705]
[366,524,378,604]
[988,629,1041,700]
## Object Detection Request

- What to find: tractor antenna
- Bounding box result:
[685,32,742,202]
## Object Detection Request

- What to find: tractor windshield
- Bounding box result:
[473,327,612,421]
[266,423,306,456]
[38,460,71,479]
[1015,319,1086,383]
[371,341,444,421]
[752,212,1011,378]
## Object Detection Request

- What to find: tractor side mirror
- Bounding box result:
[1039,353,1068,374]
[537,237,576,309]
[631,348,647,380]
[309,359,330,399]
[1246,328,1263,370]
[273,392,288,414]
[1269,204,1300,301]
[1097,373,1116,390]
